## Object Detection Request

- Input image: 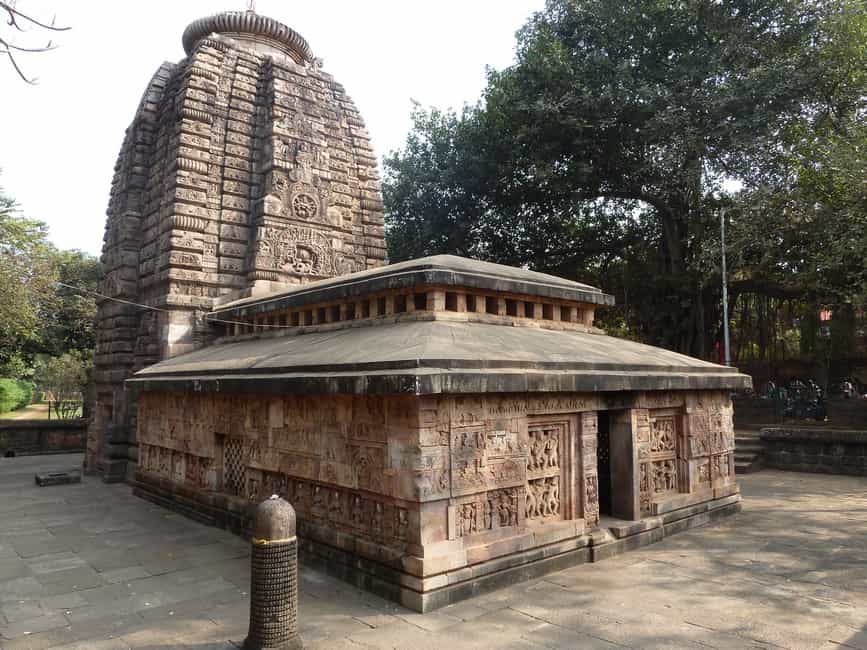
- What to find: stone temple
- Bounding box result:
[89,10,385,481]
[90,10,751,611]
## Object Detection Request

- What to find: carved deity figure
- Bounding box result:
[525,484,536,519]
[545,433,559,468]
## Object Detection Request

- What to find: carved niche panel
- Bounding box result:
[686,406,735,459]
[254,225,337,277]
[711,453,734,482]
[271,139,334,227]
[450,424,524,497]
[453,488,520,538]
[639,410,681,514]
[525,419,574,522]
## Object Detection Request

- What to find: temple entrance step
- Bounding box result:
[597,515,659,539]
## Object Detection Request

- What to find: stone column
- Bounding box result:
[609,410,640,521]
[244,496,303,650]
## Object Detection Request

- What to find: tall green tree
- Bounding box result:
[0,182,56,369]
[384,0,866,358]
[0,177,100,373]
[43,249,101,357]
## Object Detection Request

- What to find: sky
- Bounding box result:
[0,0,544,256]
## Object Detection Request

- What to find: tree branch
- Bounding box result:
[1,2,69,32]
[0,2,69,83]
[1,46,36,83]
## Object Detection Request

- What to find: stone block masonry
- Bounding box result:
[0,419,87,456]
[761,427,867,476]
[89,10,386,482]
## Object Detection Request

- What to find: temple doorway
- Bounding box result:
[596,411,612,516]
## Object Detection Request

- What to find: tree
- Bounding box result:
[36,351,90,419]
[384,0,866,359]
[0,180,56,369]
[43,249,101,357]
[0,176,100,373]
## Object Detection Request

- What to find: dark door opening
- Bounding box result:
[596,411,612,516]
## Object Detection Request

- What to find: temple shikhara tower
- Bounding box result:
[89,11,386,480]
[91,9,750,612]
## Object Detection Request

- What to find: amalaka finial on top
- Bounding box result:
[182,9,313,63]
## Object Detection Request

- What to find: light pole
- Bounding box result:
[720,208,731,367]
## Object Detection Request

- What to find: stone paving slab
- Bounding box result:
[2,454,867,649]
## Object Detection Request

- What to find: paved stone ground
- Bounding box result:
[2,455,867,649]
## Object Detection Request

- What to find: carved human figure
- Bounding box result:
[545,434,559,468]
[496,496,511,527]
[547,477,560,515]
[525,482,539,519]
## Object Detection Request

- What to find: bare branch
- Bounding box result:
[1,46,37,83]
[3,39,57,53]
[1,2,69,32]
[0,2,68,83]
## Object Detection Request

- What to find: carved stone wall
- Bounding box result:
[137,393,418,552]
[634,391,736,515]
[90,20,386,479]
[135,389,737,574]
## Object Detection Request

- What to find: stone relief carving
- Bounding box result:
[652,459,677,493]
[584,474,599,522]
[527,428,559,471]
[525,421,568,522]
[640,411,682,514]
[650,416,676,453]
[450,424,524,497]
[255,225,337,277]
[712,453,733,480]
[526,477,560,520]
[272,140,334,226]
[454,488,519,538]
[580,411,600,525]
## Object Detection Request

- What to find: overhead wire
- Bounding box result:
[52,281,290,329]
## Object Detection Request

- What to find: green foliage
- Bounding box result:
[0,182,56,367]
[0,378,33,414]
[35,351,91,419]
[0,174,100,370]
[43,249,101,357]
[384,0,867,359]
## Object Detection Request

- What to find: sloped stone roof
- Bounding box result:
[130,320,750,395]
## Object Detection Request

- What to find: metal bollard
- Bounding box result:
[243,495,304,650]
